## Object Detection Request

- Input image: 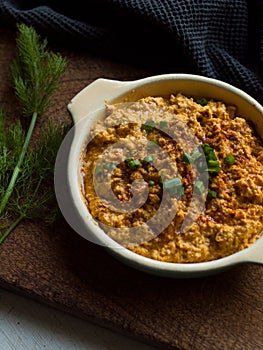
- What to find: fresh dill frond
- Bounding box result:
[12,23,67,117]
[0,115,72,242]
[0,23,69,244]
[0,115,24,227]
[0,111,24,193]
[6,121,71,223]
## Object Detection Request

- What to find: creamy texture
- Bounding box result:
[81,93,263,263]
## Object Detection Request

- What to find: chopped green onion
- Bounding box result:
[163,178,184,198]
[125,158,141,170]
[207,166,221,173]
[191,149,202,162]
[147,140,159,148]
[182,152,192,164]
[159,120,169,129]
[201,143,211,151]
[196,98,208,106]
[95,162,116,176]
[208,189,217,198]
[201,143,221,174]
[163,178,182,189]
[207,151,217,161]
[143,155,156,163]
[201,143,213,156]
[194,180,205,194]
[141,120,155,131]
[224,154,236,166]
[103,162,116,171]
[148,180,155,186]
[94,165,103,177]
[208,160,219,167]
[182,149,202,164]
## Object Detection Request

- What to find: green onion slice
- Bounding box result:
[143,155,156,163]
[125,158,141,170]
[194,180,205,194]
[191,149,203,162]
[224,154,236,166]
[182,149,202,164]
[208,160,219,167]
[196,98,208,106]
[208,189,217,198]
[207,166,221,173]
[94,165,103,177]
[182,152,192,164]
[141,120,155,131]
[147,140,159,148]
[201,143,221,174]
[163,178,184,198]
[159,120,169,129]
[103,162,116,171]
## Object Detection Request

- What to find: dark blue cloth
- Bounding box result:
[0,0,262,103]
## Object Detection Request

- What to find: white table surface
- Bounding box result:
[0,287,158,350]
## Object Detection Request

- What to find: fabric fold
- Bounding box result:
[0,0,262,103]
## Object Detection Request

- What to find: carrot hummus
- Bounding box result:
[81,93,263,263]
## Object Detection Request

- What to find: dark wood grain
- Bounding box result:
[0,27,262,350]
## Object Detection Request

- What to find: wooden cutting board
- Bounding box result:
[0,27,262,350]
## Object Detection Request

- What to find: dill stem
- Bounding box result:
[0,214,25,244]
[0,111,38,215]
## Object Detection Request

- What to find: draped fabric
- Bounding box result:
[0,0,262,103]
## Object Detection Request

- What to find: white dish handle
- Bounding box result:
[67,78,132,124]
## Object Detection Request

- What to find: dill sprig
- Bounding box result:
[12,23,66,117]
[0,24,69,244]
[0,117,71,244]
